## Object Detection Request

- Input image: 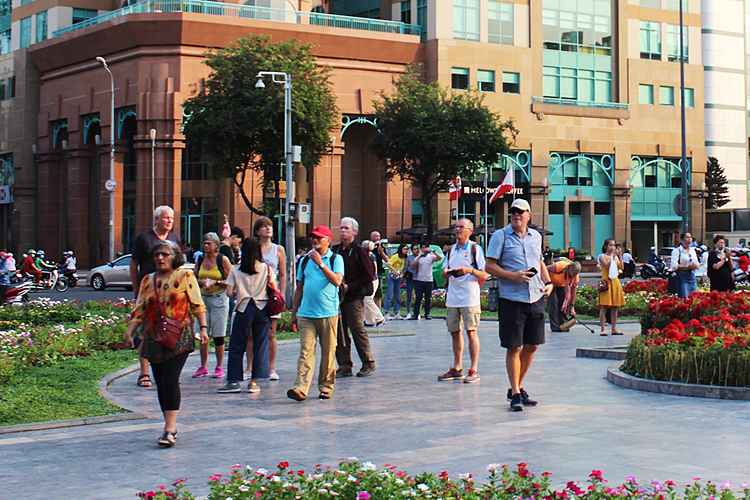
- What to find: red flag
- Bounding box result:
[449,176,462,201]
[490,166,514,204]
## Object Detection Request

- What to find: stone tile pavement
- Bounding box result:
[1,318,749,499]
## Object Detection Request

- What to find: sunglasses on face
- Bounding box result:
[509,209,526,215]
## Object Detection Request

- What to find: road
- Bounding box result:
[29,284,136,303]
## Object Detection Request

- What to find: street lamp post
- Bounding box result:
[96,56,116,263]
[541,177,548,240]
[623,180,631,250]
[150,128,157,215]
[679,0,689,233]
[700,181,706,243]
[256,71,295,303]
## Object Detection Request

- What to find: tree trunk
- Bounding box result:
[422,189,434,244]
[235,168,265,217]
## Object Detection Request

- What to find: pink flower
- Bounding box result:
[357,492,371,499]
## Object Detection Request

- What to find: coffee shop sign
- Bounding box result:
[463,186,523,196]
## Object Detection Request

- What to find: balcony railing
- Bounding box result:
[531,97,629,111]
[52,0,420,37]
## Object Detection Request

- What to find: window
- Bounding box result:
[666,0,680,10]
[549,153,613,188]
[683,87,694,108]
[640,0,661,7]
[639,84,654,104]
[451,67,469,90]
[542,0,613,103]
[478,70,495,92]
[182,140,217,180]
[0,80,4,100]
[488,1,513,45]
[122,199,136,253]
[503,72,520,94]
[0,0,9,54]
[417,0,426,41]
[35,11,47,43]
[400,1,411,24]
[72,8,98,24]
[20,17,31,48]
[667,24,688,63]
[640,21,661,60]
[7,75,13,98]
[330,0,380,18]
[181,197,220,253]
[453,0,479,41]
[660,86,674,106]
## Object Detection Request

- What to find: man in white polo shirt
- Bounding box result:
[438,218,488,384]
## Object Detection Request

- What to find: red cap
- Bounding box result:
[308,226,332,239]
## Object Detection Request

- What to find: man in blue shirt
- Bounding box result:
[288,226,345,402]
[486,199,553,411]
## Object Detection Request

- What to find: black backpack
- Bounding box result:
[195,252,227,279]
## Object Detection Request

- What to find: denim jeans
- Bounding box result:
[677,270,697,299]
[227,301,270,382]
[412,280,433,317]
[404,277,414,313]
[383,273,402,314]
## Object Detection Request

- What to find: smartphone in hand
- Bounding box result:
[526,267,538,276]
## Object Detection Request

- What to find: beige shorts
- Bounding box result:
[446,305,481,332]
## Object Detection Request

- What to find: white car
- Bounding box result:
[89,254,195,291]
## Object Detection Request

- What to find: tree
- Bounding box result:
[183,35,338,216]
[706,156,730,209]
[369,66,517,242]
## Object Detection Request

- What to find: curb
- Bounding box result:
[606,361,750,400]
[576,347,627,360]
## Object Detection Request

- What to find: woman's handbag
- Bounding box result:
[266,264,285,316]
[152,274,184,350]
[596,280,609,292]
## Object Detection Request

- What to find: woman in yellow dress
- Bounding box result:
[597,238,625,336]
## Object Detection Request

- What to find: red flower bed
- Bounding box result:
[622,279,667,295]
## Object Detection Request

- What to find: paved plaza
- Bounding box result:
[1,317,749,499]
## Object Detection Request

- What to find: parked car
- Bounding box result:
[89,254,195,291]
[89,254,134,291]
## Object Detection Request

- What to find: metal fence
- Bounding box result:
[52,0,420,37]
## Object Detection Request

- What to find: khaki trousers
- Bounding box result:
[294,316,338,396]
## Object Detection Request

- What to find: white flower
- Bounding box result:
[459,473,473,481]
[486,463,500,471]
[283,482,293,488]
[246,465,253,472]
[256,468,268,476]
[318,489,328,494]
[348,475,358,483]
[362,461,377,471]
[395,479,404,485]
[722,483,733,490]
[348,457,359,462]
[306,474,314,482]
[314,473,324,480]
[417,484,429,491]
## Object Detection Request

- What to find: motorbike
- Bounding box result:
[56,265,78,292]
[23,268,62,292]
[641,255,675,280]
[0,280,32,305]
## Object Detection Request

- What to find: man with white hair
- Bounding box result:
[129,205,182,388]
[333,217,377,377]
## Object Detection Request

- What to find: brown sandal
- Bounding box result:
[137,374,152,387]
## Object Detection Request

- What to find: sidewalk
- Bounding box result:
[1,319,749,499]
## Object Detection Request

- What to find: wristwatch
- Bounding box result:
[319,263,327,269]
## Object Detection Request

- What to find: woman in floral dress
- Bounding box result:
[125,240,208,447]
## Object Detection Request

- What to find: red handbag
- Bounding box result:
[152,274,185,350]
[266,264,285,316]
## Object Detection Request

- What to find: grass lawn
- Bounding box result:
[0,350,138,427]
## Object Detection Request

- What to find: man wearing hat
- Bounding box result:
[486,198,554,411]
[22,249,42,284]
[287,225,345,402]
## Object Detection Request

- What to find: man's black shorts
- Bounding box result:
[498,297,546,349]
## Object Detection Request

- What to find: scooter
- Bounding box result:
[23,268,61,292]
[641,255,675,279]
[0,280,32,305]
[56,266,78,292]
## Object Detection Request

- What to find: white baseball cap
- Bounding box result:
[509,199,531,212]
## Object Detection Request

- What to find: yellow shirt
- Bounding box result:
[197,260,224,294]
[388,254,406,272]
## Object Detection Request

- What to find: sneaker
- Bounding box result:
[287,388,306,402]
[506,388,537,406]
[192,366,209,378]
[407,315,419,320]
[319,391,332,400]
[375,319,387,327]
[384,313,393,321]
[212,366,225,378]
[405,313,413,320]
[247,382,260,393]
[336,367,353,378]
[269,372,280,381]
[424,315,432,320]
[243,372,252,381]
[357,365,376,377]
[510,393,524,411]
[394,313,403,320]
[217,382,242,393]
[464,370,480,383]
[437,367,464,381]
